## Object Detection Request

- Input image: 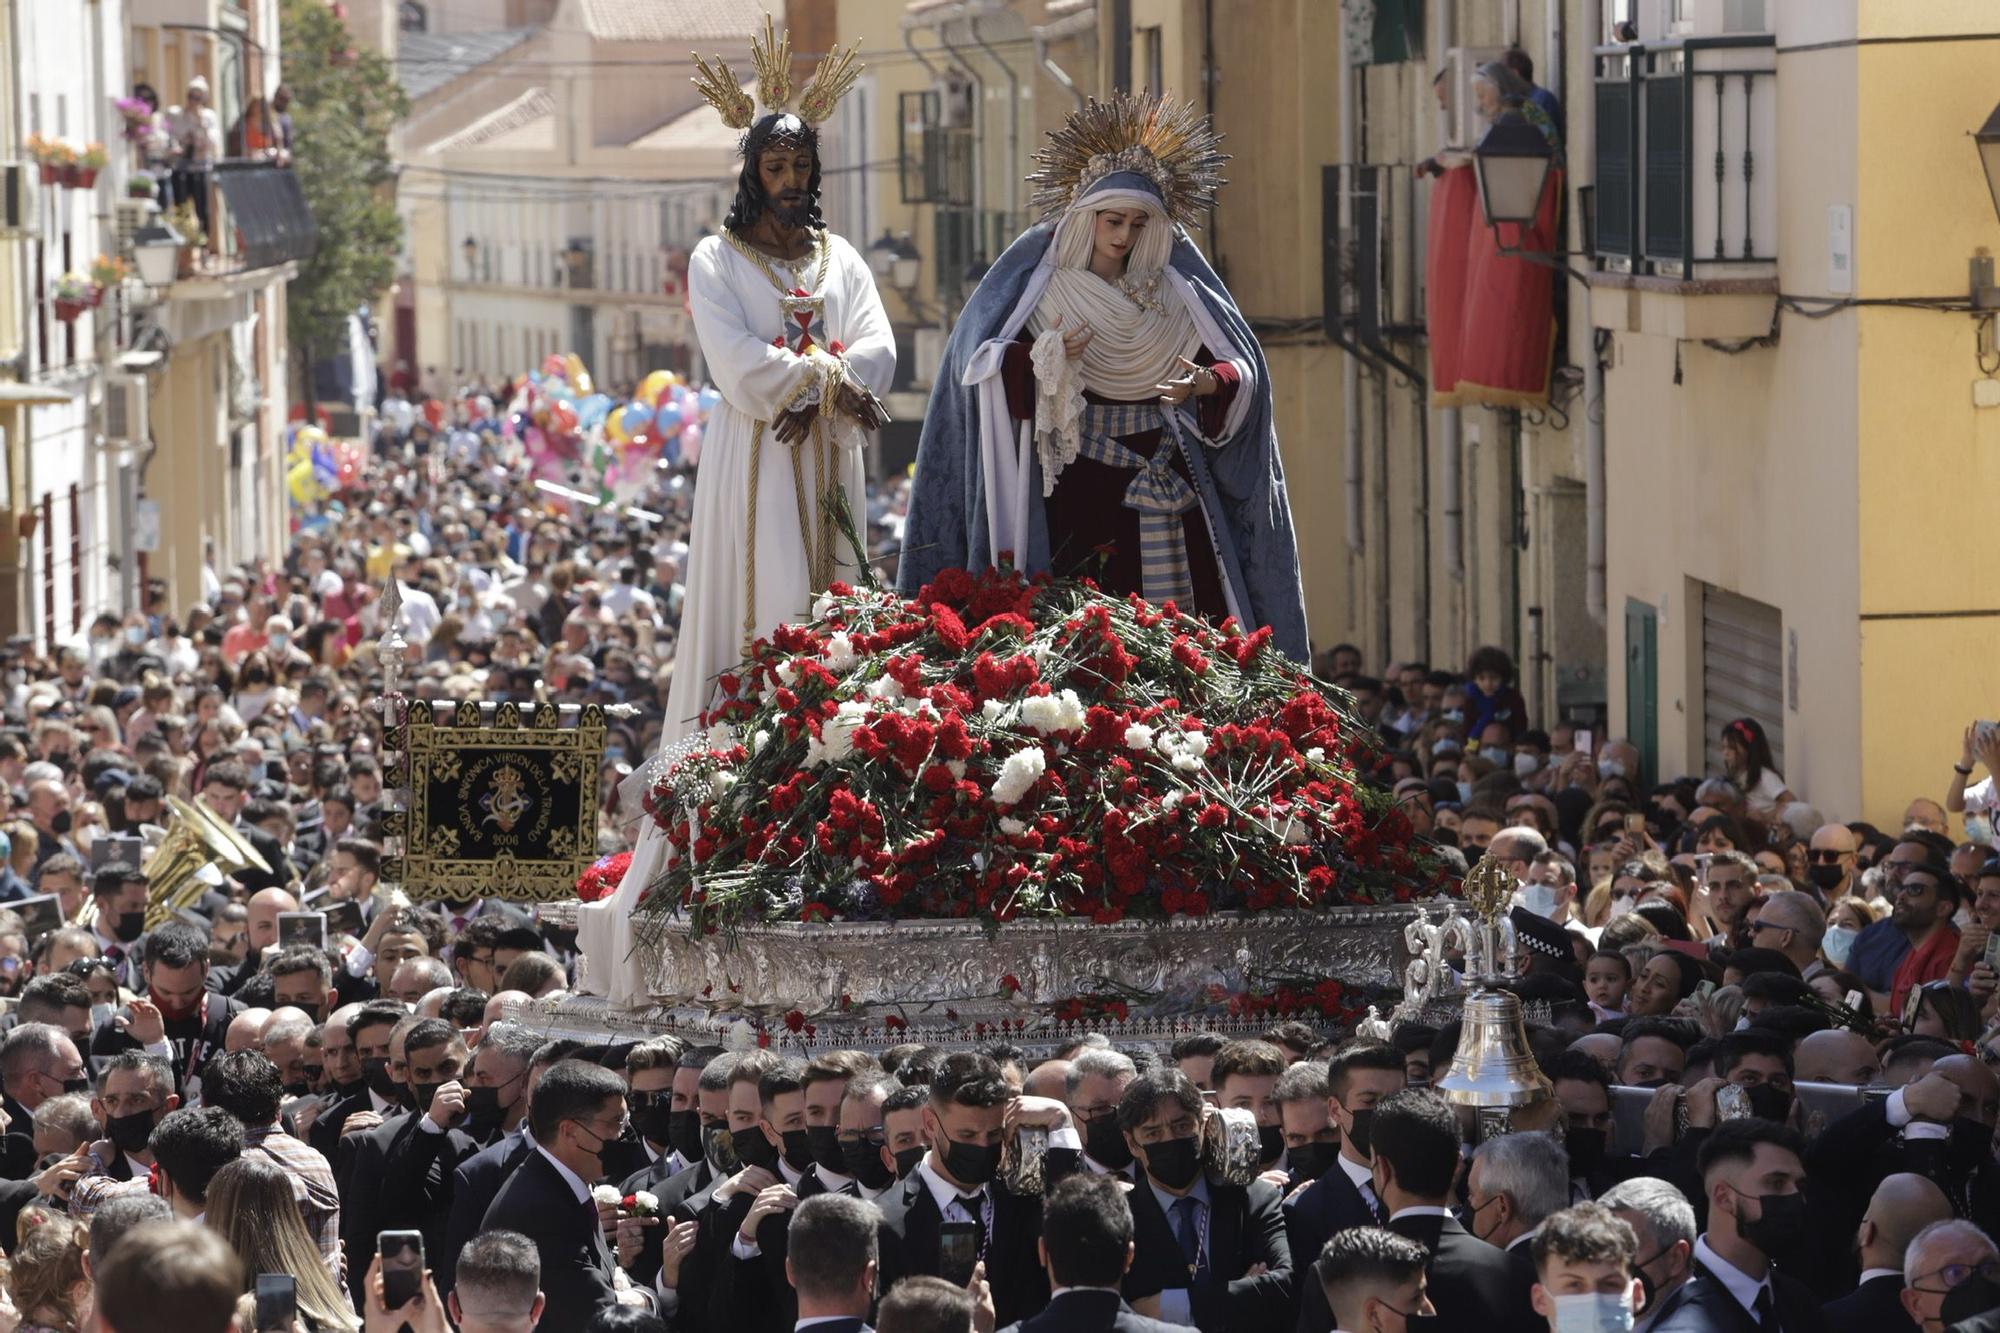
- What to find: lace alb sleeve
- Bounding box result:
[1030,326,1086,496]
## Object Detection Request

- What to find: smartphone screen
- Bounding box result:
[378,1230,425,1310]
[938,1220,979,1287]
[1574,728,1594,755]
[1692,980,1717,1003]
[254,1274,297,1332]
[277,911,329,952]
[1624,813,1647,835]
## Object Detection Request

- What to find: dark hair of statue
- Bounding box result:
[725,113,825,234]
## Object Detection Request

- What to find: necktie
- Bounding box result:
[1172,1196,1204,1280]
[957,1193,989,1258]
[1753,1284,1779,1333]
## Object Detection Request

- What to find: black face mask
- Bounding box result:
[282,1080,311,1098]
[361,1057,397,1102]
[411,1081,444,1115]
[893,1145,927,1179]
[1565,1127,1607,1181]
[1085,1115,1134,1171]
[113,911,146,944]
[333,1074,369,1100]
[105,1108,158,1155]
[1630,1077,1672,1090]
[1285,1141,1337,1186]
[702,1122,740,1175]
[1341,1105,1375,1159]
[806,1125,846,1176]
[1734,1188,1810,1263]
[465,1086,506,1140]
[1744,1083,1793,1124]
[636,1100,676,1150]
[49,810,71,836]
[667,1109,703,1163]
[1144,1135,1203,1191]
[842,1136,896,1191]
[942,1138,1001,1188]
[1258,1122,1284,1165]
[779,1127,815,1174]
[1808,863,1847,891]
[1943,1274,2000,1326]
[60,1076,89,1096]
[731,1125,780,1172]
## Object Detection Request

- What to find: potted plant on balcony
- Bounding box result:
[26,136,71,186]
[113,95,155,143]
[51,273,92,322]
[70,143,106,190]
[126,170,157,201]
[88,256,128,306]
[167,199,201,276]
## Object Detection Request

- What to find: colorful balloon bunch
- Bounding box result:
[284,421,363,506]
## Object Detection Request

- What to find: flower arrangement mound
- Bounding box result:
[639,564,1443,943]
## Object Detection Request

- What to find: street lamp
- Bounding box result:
[865,228,899,280]
[1473,114,1555,229]
[1976,100,2000,228]
[891,232,921,293]
[130,221,182,288]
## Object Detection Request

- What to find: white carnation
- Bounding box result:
[823,631,859,673]
[752,729,771,755]
[706,722,735,751]
[981,699,1019,726]
[1172,751,1204,773]
[632,1190,659,1213]
[991,746,1046,806]
[710,771,737,797]
[1124,723,1156,751]
[811,590,837,621]
[947,760,967,779]
[998,817,1027,836]
[1182,730,1209,758]
[806,701,871,768]
[776,659,801,687]
[1305,746,1326,763]
[591,1185,622,1207]
[1021,692,1084,735]
[866,674,906,703]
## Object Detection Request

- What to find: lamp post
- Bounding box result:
[1472,114,1555,229]
[1973,102,2000,309]
[891,232,922,294]
[865,228,898,280]
[130,222,182,289]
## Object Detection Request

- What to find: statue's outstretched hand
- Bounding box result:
[773,403,819,445]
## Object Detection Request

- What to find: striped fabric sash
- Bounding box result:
[1074,402,1197,607]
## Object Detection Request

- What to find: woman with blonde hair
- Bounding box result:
[9,1208,86,1333]
[205,1158,359,1332]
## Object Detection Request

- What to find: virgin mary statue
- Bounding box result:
[898,93,1308,661]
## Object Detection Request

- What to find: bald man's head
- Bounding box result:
[1860,1174,1953,1272]
[226,1008,272,1053]
[1795,1030,1879,1086]
[1568,1033,1622,1079]
[246,887,300,953]
[1023,1060,1071,1100]
[482,990,529,1027]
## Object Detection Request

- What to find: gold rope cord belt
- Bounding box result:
[723,228,843,652]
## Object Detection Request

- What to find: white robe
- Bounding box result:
[576,229,895,1006]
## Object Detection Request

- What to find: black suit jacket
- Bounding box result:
[1824,1272,1912,1333]
[1652,1261,1828,1333]
[339,1108,414,1301]
[1287,1165,1384,1333]
[379,1114,482,1264]
[1122,1176,1292,1332]
[309,1088,372,1161]
[1000,1288,1197,1333]
[482,1148,625,1333]
[441,1130,535,1296]
[1387,1212,1536,1333]
[876,1170,1050,1327]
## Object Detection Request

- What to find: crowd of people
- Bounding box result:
[0,378,1980,1333]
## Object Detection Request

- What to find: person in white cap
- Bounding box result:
[167,76,221,242]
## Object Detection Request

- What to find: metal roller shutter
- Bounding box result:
[1701,586,1785,778]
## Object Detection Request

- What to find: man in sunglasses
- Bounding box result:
[1899,1219,2000,1333]
[1887,859,1963,1020]
[1806,824,1861,903]
[1847,834,1959,1014]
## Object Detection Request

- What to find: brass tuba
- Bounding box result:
[142,795,273,931]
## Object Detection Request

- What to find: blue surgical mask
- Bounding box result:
[1442,708,1465,724]
[1518,883,1562,919]
[1552,1292,1634,1333]
[1514,751,1542,778]
[1821,925,1857,968]
[1456,782,1474,805]
[1968,812,1995,847]
[1599,759,1628,780]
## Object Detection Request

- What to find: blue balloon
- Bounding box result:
[625,399,656,432]
[578,393,613,428]
[656,403,683,435]
[696,387,721,415]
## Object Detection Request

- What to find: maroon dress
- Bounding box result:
[999,335,1241,618]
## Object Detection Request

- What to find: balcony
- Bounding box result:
[173,160,316,299]
[1589,36,1776,338]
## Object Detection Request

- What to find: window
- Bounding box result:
[1701,586,1784,778]
[1140,26,1163,95]
[400,2,428,33]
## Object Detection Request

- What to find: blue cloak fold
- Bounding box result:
[896,221,1311,663]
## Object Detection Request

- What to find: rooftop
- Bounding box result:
[396,26,537,102]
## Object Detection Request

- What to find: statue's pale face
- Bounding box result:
[1092,207,1148,271]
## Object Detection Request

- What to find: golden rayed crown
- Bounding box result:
[1027,91,1228,229]
[691,14,864,132]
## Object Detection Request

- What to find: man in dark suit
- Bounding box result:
[1599,1176,1700,1333]
[482,1057,655,1333]
[1115,1068,1291,1330]
[1897,1221,1999,1333]
[1824,1173,1950,1333]
[1651,1120,1827,1333]
[1369,1088,1532,1333]
[1467,1130,1572,1315]
[438,1035,583,1297]
[376,1020,482,1263]
[1001,1173,1199,1333]
[783,1192,880,1333]
[1290,1042,1404,1333]
[1312,1227,1435,1333]
[876,1052,1070,1328]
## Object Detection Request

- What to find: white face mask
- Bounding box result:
[1821,925,1857,967]
[1514,751,1543,778]
[1608,897,1638,920]
[1552,1292,1635,1333]
[1599,759,1628,780]
[1518,883,1563,919]
[1969,812,1996,847]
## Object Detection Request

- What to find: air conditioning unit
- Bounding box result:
[1441,45,1508,151]
[0,163,27,235]
[912,326,946,390]
[104,374,149,445]
[114,197,160,251]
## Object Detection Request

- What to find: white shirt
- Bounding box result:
[1693,1235,1771,1320]
[1858,1267,1903,1286]
[1387,1205,1453,1222]
[916,1154,989,1226]
[1335,1149,1381,1217]
[535,1142,592,1205]
[1885,1087,1951,1141]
